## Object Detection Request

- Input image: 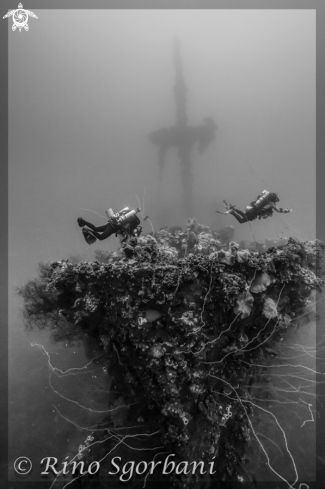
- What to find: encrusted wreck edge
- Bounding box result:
[19,226,324,488]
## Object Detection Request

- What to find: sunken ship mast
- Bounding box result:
[148,37,218,216]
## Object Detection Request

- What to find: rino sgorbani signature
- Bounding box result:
[40,454,217,482]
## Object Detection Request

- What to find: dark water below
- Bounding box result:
[8,291,111,486]
[8,279,325,488]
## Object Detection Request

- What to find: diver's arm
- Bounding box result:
[269,202,292,213]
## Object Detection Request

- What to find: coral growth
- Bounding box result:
[233,291,254,319]
[262,297,278,319]
[250,272,273,293]
[19,222,324,488]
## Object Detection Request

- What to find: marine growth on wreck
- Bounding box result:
[19,220,324,488]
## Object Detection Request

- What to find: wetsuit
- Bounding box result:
[230,207,272,223]
[79,219,117,240]
[78,214,140,241]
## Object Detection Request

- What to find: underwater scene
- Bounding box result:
[7,8,325,489]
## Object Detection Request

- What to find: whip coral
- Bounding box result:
[18,221,324,488]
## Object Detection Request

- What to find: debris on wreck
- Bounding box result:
[19,221,324,488]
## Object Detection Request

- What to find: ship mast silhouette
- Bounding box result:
[148,37,217,215]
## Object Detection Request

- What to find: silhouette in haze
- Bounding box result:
[148,37,217,215]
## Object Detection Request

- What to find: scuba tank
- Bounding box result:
[107,207,138,227]
[105,208,115,219]
[253,190,270,210]
[105,207,130,220]
[117,209,137,227]
[105,207,141,237]
[116,208,141,241]
[117,207,130,216]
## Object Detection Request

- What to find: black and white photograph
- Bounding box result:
[2,2,325,489]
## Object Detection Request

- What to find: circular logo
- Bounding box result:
[13,9,28,29]
[14,457,32,476]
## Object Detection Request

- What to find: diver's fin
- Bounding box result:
[82,228,96,245]
[222,199,230,209]
[78,217,86,227]
[223,200,236,211]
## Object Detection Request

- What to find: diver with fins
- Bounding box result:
[78,207,142,244]
[218,190,292,224]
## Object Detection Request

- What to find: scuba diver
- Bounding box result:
[78,207,142,244]
[219,190,292,224]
